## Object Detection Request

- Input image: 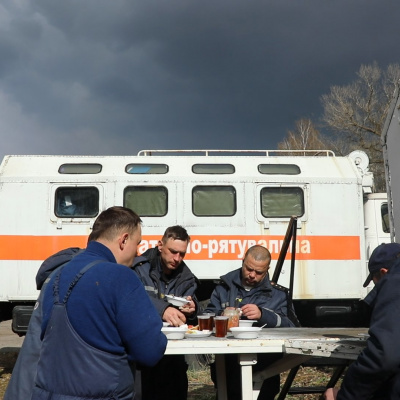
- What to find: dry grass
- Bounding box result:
[0,351,342,400]
[187,365,341,400]
[281,366,342,400]
[0,370,12,400]
[0,351,17,400]
[187,368,217,399]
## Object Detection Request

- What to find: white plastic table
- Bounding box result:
[164,327,368,400]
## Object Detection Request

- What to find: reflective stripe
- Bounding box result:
[0,234,361,261]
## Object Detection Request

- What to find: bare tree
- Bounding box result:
[321,62,400,191]
[278,118,328,152]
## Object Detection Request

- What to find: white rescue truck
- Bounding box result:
[0,149,390,332]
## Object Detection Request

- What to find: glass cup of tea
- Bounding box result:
[197,314,211,331]
[214,316,229,337]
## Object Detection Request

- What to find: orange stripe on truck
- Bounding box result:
[0,235,360,261]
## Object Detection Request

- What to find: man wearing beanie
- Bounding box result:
[325,243,400,400]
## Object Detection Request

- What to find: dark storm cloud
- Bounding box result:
[0,0,399,158]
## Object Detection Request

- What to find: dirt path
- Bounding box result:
[0,320,24,349]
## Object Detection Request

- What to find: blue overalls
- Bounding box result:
[32,261,135,400]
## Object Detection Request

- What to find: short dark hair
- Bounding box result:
[244,245,271,263]
[161,225,190,244]
[88,206,142,242]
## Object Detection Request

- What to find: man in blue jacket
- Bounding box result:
[132,225,198,400]
[31,206,167,400]
[325,242,400,400]
[4,248,82,400]
[205,244,298,400]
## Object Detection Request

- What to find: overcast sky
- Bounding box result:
[0,0,399,160]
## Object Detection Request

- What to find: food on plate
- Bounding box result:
[184,329,212,338]
[187,325,199,330]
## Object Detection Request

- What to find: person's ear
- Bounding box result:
[380,267,389,276]
[120,234,128,249]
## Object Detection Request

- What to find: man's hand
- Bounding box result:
[240,304,261,320]
[179,296,196,316]
[324,388,339,400]
[163,307,187,326]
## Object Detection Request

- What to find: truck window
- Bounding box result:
[192,186,236,216]
[58,164,102,174]
[192,164,235,174]
[125,164,168,174]
[381,203,390,233]
[260,187,304,217]
[258,164,301,175]
[55,187,99,217]
[124,186,168,216]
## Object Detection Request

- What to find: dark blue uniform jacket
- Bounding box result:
[132,247,199,324]
[338,261,400,400]
[204,268,296,327]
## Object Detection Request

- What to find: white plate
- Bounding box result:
[184,330,212,339]
[165,295,190,307]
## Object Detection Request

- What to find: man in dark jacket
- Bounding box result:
[205,244,297,400]
[132,225,198,400]
[325,243,400,400]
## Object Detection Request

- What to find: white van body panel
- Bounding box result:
[0,151,389,320]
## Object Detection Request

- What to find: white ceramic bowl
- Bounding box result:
[230,327,261,339]
[161,326,187,340]
[165,295,190,307]
[238,320,255,327]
